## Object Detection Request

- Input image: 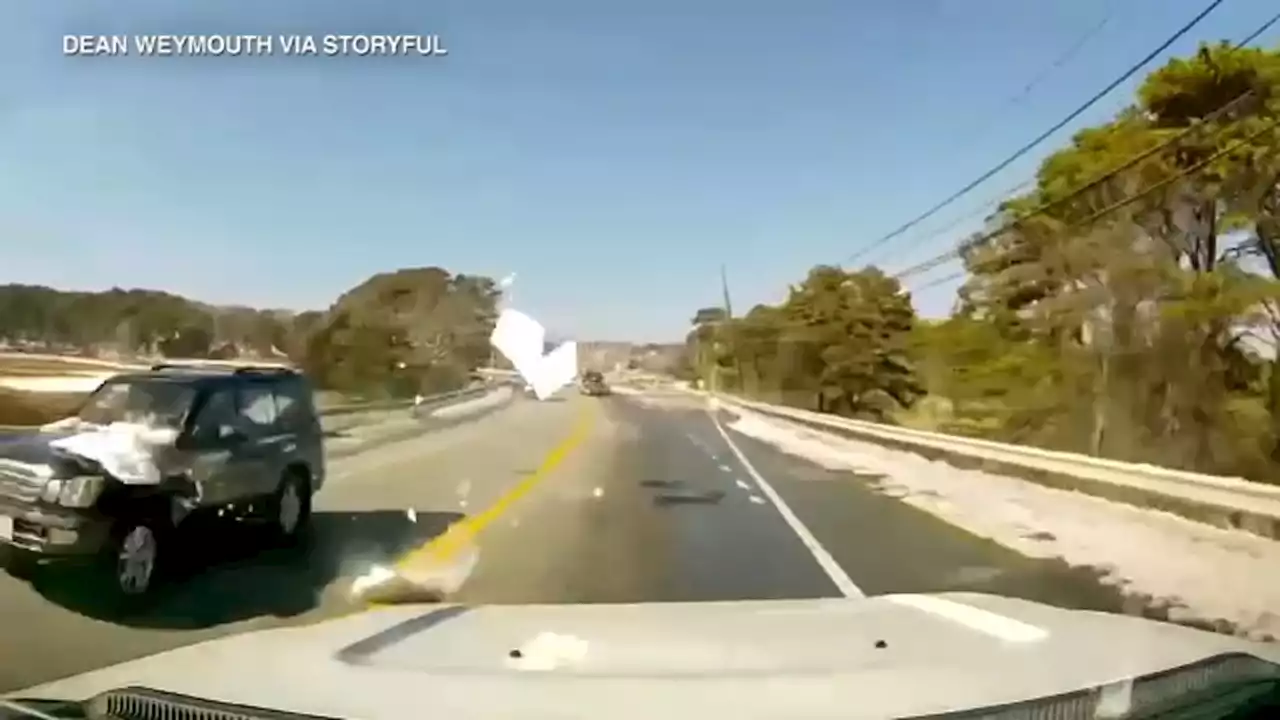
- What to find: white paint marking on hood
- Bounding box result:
[506,632,591,672]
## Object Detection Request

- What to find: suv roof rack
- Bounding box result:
[150,363,217,372]
[149,362,299,376]
[233,366,299,377]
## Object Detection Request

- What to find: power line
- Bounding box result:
[1237,9,1280,46]
[1001,8,1116,113]
[909,116,1280,296]
[914,270,965,293]
[845,0,1228,267]
[892,87,1258,280]
[1070,115,1280,227]
[856,180,1033,267]
[894,5,1280,283]
[905,114,1280,291]
[854,8,1115,268]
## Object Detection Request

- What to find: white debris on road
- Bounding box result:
[723,407,1280,641]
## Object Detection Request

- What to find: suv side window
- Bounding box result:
[273,377,316,433]
[236,383,280,438]
[189,389,239,444]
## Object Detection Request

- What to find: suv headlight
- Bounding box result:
[41,476,106,508]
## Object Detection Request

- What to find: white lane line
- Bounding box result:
[690,433,722,461]
[710,412,865,598]
[684,432,709,452]
[885,595,1048,643]
[684,431,722,462]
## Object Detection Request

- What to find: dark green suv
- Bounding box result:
[580,370,611,396]
[0,363,326,610]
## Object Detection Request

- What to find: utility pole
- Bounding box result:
[710,264,740,394]
[720,264,734,319]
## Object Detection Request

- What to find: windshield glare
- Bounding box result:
[75,380,196,430]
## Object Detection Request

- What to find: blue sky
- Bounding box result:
[1,1,1277,342]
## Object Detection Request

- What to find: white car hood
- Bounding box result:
[12,592,1280,719]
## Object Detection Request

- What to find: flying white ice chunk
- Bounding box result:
[489,308,578,401]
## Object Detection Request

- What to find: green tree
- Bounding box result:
[298,267,502,397]
[778,266,923,419]
[917,41,1280,478]
[686,266,924,422]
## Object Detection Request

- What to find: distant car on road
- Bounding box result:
[0,362,326,612]
[580,370,611,397]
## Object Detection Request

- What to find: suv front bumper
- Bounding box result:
[0,498,112,558]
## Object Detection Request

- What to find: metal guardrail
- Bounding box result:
[709,392,1280,542]
[319,385,489,417]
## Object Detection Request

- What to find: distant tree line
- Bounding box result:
[0,266,503,398]
[689,42,1280,483]
[0,285,295,360]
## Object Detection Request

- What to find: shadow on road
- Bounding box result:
[25,509,465,629]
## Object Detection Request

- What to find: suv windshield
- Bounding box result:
[75,379,198,430]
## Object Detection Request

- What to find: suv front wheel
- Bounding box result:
[100,516,170,614]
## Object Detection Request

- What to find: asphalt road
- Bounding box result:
[0,389,1143,693]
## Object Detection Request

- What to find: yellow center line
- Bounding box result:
[332,402,595,615]
[392,403,595,569]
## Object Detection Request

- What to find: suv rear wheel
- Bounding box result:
[269,469,312,545]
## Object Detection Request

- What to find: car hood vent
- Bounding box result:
[87,688,339,720]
